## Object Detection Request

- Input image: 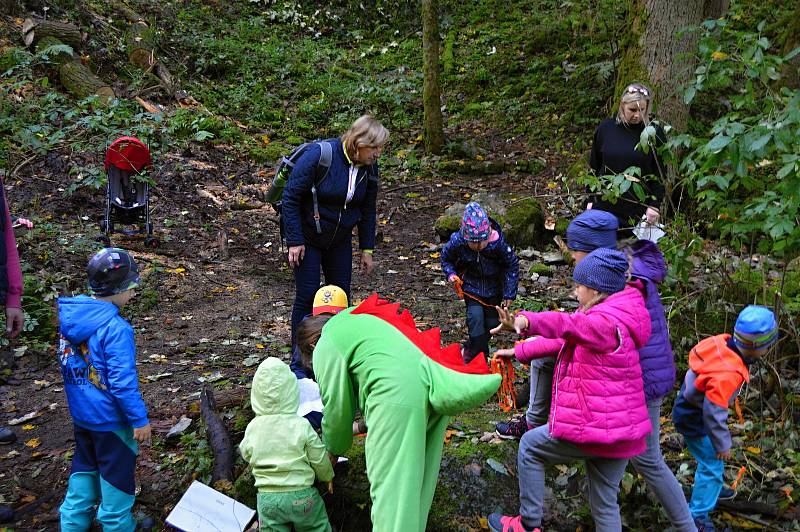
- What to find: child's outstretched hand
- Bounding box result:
[133,424,152,445]
[493,348,515,358]
[15,218,33,229]
[491,306,529,335]
[717,449,731,460]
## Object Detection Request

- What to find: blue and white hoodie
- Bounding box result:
[58,295,149,432]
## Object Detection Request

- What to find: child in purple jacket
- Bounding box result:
[488,248,651,532]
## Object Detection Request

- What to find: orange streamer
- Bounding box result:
[490,355,516,412]
[452,275,498,308]
[731,465,747,490]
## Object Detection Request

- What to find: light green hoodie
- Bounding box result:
[239,357,333,492]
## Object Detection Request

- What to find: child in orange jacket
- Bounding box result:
[672,305,778,532]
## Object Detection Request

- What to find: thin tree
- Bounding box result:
[421,0,445,154]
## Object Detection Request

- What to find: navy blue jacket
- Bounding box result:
[441,220,519,301]
[282,139,378,250]
[628,239,676,401]
[58,296,149,432]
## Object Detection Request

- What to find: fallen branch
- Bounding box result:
[198,188,225,207]
[200,385,233,486]
[715,498,799,519]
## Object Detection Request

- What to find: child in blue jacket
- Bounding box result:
[58,248,150,532]
[442,202,518,361]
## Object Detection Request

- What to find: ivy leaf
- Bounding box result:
[705,134,732,153]
[777,162,797,179]
[684,86,696,105]
[749,133,771,152]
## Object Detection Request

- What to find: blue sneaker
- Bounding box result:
[693,516,715,532]
[0,428,16,445]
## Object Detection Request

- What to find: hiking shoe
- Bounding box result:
[495,418,530,440]
[693,516,715,532]
[718,486,735,501]
[136,516,155,531]
[0,428,16,445]
[487,513,540,532]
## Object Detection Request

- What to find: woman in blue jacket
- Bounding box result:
[282,115,389,341]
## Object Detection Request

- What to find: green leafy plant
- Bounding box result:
[670,16,800,255]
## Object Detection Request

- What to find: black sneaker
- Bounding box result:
[0,427,16,445]
[495,418,530,440]
[718,486,735,500]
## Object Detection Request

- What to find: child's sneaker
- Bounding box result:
[487,513,540,532]
[717,486,735,501]
[495,418,530,440]
[0,427,16,445]
[693,516,715,532]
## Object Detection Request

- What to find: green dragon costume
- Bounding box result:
[313,294,501,532]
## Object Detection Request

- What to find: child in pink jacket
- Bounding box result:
[488,248,651,532]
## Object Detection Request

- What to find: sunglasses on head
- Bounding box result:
[625,85,650,96]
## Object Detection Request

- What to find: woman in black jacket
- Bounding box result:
[282,115,389,341]
[589,83,667,236]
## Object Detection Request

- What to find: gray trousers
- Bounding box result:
[525,357,554,427]
[518,425,627,531]
[630,398,697,531]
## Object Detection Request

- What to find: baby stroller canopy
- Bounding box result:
[104,136,152,173]
[99,136,158,247]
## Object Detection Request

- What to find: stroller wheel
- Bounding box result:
[96,233,111,246]
[144,236,160,248]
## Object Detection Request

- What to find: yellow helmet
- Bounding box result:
[312,285,348,315]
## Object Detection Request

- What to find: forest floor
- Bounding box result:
[1,139,794,532]
[1,0,799,530]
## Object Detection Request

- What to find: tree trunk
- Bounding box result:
[35,36,115,102]
[0,0,22,16]
[421,0,445,154]
[616,0,710,132]
[22,18,83,50]
[118,4,176,96]
[703,0,729,19]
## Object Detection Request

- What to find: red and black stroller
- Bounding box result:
[100,136,158,247]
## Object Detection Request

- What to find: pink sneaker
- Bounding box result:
[487,513,540,532]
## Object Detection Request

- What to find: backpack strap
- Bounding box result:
[310,141,333,234]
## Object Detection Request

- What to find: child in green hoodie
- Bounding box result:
[240,357,334,532]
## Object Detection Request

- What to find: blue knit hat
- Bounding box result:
[87,248,140,296]
[461,202,491,242]
[734,305,778,351]
[572,248,628,294]
[566,210,619,252]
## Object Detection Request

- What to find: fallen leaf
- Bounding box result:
[478,516,489,529]
[22,424,35,430]
[444,429,458,444]
[486,458,508,476]
[145,372,173,382]
[25,438,40,448]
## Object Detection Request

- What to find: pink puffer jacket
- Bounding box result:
[518,282,652,453]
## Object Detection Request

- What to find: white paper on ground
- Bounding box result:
[297,378,323,417]
[165,480,255,532]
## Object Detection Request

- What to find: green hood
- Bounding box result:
[251,357,299,415]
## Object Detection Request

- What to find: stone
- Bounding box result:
[166,416,193,441]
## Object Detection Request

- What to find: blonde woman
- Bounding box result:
[281,115,389,343]
[588,83,667,236]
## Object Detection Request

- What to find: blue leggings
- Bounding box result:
[290,240,353,342]
[60,425,139,532]
[685,436,724,520]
